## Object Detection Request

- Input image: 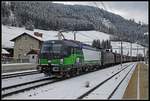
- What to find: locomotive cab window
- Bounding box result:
[71,48,76,54]
[41,43,62,53]
[52,44,62,53]
[41,44,51,53]
[66,47,71,56]
[76,48,82,54]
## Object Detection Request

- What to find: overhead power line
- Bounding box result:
[93,2,99,8]
[101,2,108,11]
[94,2,108,11]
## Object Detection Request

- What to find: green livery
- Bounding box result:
[39,52,83,70]
[37,39,101,77]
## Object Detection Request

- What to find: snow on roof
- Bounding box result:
[10,32,43,42]
[27,32,43,41]
[144,32,148,35]
[2,49,9,54]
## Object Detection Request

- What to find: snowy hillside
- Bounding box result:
[2,25,147,57]
[2,25,110,48]
[2,1,148,46]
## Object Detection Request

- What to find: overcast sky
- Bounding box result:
[53,1,148,24]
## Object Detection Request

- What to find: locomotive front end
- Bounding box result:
[37,40,64,76]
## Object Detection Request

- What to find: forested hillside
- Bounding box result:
[1,1,148,46]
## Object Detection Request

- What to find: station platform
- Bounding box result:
[2,63,37,73]
[123,62,149,100]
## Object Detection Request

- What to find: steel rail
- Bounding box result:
[2,70,39,79]
[2,63,131,98]
[108,64,135,99]
[77,63,133,99]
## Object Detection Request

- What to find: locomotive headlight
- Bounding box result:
[60,59,63,64]
[48,60,51,63]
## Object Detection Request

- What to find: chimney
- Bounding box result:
[34,32,43,38]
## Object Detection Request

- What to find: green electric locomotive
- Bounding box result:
[37,39,102,77]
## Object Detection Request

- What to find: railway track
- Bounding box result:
[2,70,39,79]
[2,63,131,99]
[2,69,97,98]
[77,63,135,99]
[107,64,135,99]
[2,77,57,98]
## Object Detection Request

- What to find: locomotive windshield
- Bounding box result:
[40,43,63,59]
[40,40,76,59]
[52,44,62,53]
[41,44,51,53]
[41,44,62,53]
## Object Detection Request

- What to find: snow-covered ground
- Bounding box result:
[110,63,136,99]
[84,63,136,99]
[3,62,137,99]
[2,73,46,88]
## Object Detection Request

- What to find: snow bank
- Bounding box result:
[2,49,9,54]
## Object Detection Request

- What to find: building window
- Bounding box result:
[32,56,34,59]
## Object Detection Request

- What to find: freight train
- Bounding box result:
[37,39,144,77]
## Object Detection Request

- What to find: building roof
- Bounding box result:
[2,49,10,54]
[10,32,43,42]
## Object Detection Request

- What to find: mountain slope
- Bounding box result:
[1,1,148,46]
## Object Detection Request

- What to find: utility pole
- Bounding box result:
[73,31,77,41]
[57,31,65,40]
[143,47,146,63]
[74,32,76,40]
[58,31,62,40]
[137,45,139,61]
[74,12,78,41]
[130,42,132,62]
[121,40,123,67]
